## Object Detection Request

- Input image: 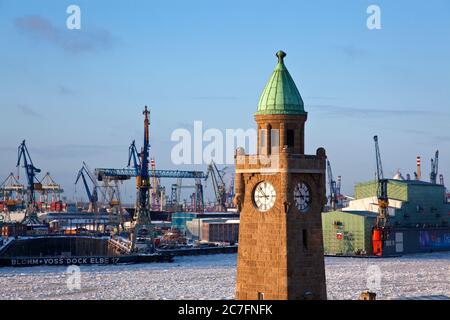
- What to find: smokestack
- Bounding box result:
[416,156,421,181]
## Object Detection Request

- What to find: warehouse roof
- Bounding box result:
[357,179,443,187]
[340,210,378,218]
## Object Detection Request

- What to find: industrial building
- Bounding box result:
[185,218,239,243]
[171,212,239,235]
[322,176,450,256]
[201,220,239,244]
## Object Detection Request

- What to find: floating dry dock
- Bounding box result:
[0,235,238,268]
[0,235,173,267]
[0,254,173,267]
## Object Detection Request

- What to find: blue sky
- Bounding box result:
[0,0,449,201]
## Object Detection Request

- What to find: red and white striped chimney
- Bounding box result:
[416,156,421,181]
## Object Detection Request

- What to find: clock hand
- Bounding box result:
[257,186,268,198]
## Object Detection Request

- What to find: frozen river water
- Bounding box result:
[0,252,449,300]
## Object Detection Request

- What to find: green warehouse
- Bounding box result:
[322,178,450,256]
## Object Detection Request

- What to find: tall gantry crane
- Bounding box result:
[226,177,235,208]
[0,173,25,222]
[327,160,338,211]
[17,140,42,225]
[373,135,389,256]
[170,176,205,212]
[205,161,228,212]
[337,175,342,202]
[75,162,100,212]
[130,106,154,251]
[430,150,439,184]
[128,140,140,176]
[150,158,162,210]
[0,173,25,207]
[40,172,64,211]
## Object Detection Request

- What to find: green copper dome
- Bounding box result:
[256,51,306,116]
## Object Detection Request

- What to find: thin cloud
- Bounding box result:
[16,104,43,118]
[28,144,124,159]
[335,44,369,60]
[309,104,448,118]
[433,135,450,143]
[397,129,450,145]
[14,15,115,54]
[57,85,75,95]
[304,96,338,101]
[190,96,241,100]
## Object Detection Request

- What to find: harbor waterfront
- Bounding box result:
[1,1,449,304]
[0,253,449,300]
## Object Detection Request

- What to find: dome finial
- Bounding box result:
[256,50,305,116]
[276,50,286,63]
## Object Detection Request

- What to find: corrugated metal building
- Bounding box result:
[322,179,450,255]
[353,180,449,227]
[322,210,376,255]
[202,220,239,244]
[172,212,240,235]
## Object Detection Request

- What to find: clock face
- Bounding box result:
[294,182,311,213]
[253,181,276,212]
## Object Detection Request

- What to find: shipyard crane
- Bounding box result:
[75,162,100,212]
[226,177,235,208]
[150,158,162,210]
[0,173,24,222]
[373,135,389,256]
[0,173,25,206]
[127,139,141,210]
[327,160,338,211]
[40,172,64,211]
[170,178,205,212]
[337,176,342,202]
[430,150,439,184]
[17,140,42,225]
[205,161,228,212]
[130,106,154,251]
[127,140,140,176]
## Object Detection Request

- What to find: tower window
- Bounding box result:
[302,229,308,250]
[260,129,267,147]
[271,129,279,154]
[258,292,265,300]
[287,129,294,148]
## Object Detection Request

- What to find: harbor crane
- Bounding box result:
[170,179,204,212]
[0,173,25,221]
[327,160,338,211]
[75,162,100,212]
[17,140,42,225]
[0,173,25,206]
[127,140,140,177]
[226,177,235,209]
[205,161,228,212]
[130,106,154,251]
[150,158,162,210]
[40,172,64,211]
[373,135,389,256]
[430,150,439,184]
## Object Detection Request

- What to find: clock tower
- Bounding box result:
[235,51,327,300]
